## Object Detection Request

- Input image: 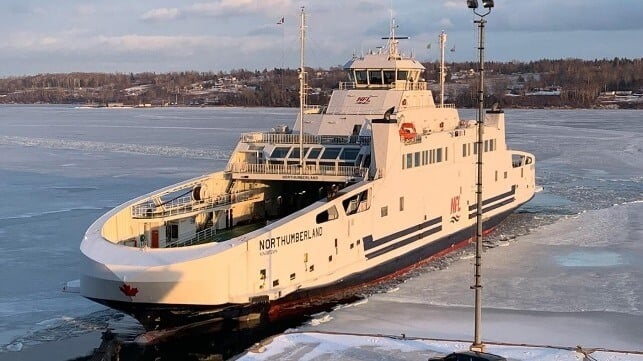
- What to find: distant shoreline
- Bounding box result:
[1,58,641,109]
[1,103,641,110]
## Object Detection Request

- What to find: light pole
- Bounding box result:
[467,0,494,353]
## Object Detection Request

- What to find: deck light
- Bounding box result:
[483,0,494,8]
[467,0,478,8]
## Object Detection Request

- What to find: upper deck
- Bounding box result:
[228,132,371,183]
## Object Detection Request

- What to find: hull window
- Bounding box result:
[316,205,339,224]
[381,206,388,217]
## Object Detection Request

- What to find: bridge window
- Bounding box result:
[397,70,408,81]
[368,70,382,85]
[339,148,360,160]
[271,146,291,158]
[307,148,322,159]
[320,147,341,160]
[383,71,395,84]
[355,70,367,84]
[289,147,309,159]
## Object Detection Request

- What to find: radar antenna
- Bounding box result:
[382,15,409,59]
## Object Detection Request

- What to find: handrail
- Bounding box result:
[166,226,216,248]
[436,103,456,108]
[240,133,371,146]
[228,163,368,178]
[131,189,261,219]
[338,81,428,91]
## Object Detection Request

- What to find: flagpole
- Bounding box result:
[298,7,306,173]
[439,31,446,108]
[277,16,285,102]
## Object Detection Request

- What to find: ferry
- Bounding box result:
[79,14,536,331]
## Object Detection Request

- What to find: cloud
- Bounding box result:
[438,18,453,28]
[76,5,96,16]
[0,32,62,50]
[141,8,181,22]
[8,3,46,15]
[185,0,294,17]
[443,1,461,9]
[492,0,643,32]
[95,35,209,54]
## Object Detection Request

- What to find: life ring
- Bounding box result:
[402,99,407,106]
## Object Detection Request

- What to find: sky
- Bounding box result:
[0,0,642,76]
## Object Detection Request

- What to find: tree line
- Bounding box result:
[0,58,641,108]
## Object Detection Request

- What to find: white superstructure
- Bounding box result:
[80,22,536,331]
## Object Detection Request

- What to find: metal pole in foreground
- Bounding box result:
[466,0,493,352]
[471,15,486,353]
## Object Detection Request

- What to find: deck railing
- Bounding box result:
[165,226,217,248]
[228,163,368,178]
[338,81,427,91]
[240,132,371,146]
[131,189,261,219]
[436,103,456,108]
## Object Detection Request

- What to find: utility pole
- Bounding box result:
[466,0,494,353]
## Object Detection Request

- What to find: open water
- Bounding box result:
[0,105,640,359]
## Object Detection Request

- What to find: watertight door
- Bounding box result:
[151,229,159,248]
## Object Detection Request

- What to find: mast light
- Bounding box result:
[467,0,494,9]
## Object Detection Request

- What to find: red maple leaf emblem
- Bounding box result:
[119,284,139,297]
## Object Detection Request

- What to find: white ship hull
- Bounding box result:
[80,22,536,330]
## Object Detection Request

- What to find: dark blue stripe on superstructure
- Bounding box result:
[469,197,515,219]
[363,216,442,251]
[366,225,443,259]
[469,186,516,211]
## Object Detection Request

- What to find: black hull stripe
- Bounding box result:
[363,216,441,251]
[366,225,442,259]
[469,197,515,219]
[469,186,516,211]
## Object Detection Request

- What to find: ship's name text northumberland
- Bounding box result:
[259,227,322,254]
